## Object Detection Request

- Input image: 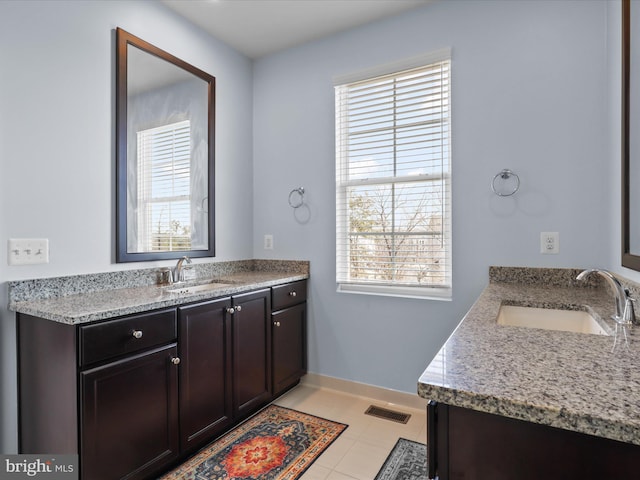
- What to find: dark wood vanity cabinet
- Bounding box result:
[427,401,640,480]
[17,280,307,480]
[271,280,307,396]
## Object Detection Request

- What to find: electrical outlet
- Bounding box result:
[540,232,559,254]
[8,238,49,265]
[264,234,274,250]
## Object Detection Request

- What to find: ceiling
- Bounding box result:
[160,0,432,59]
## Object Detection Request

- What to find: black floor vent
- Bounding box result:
[364,405,411,424]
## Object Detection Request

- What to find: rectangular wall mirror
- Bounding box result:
[622,0,640,270]
[116,28,215,262]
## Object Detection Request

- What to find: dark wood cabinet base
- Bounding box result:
[18,280,307,480]
[428,402,640,480]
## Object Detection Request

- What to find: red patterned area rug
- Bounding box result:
[160,405,347,480]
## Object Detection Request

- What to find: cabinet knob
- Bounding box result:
[226,307,235,314]
[235,305,242,312]
[274,321,281,327]
[171,357,181,365]
[132,330,143,339]
[289,291,297,297]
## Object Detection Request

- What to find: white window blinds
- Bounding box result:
[137,120,192,252]
[335,56,451,299]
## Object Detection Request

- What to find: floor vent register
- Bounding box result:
[364,405,411,424]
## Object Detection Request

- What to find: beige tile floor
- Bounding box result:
[272,384,427,480]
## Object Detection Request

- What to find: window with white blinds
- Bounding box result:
[335,56,451,299]
[137,120,192,252]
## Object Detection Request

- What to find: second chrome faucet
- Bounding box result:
[576,269,637,325]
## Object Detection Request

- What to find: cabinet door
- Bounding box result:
[272,303,306,395]
[80,345,179,480]
[232,289,272,418]
[178,297,233,452]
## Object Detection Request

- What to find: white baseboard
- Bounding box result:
[300,372,427,411]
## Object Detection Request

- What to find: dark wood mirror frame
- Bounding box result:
[622,0,640,270]
[116,28,215,263]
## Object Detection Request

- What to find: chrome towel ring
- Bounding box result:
[491,169,520,197]
[288,187,305,208]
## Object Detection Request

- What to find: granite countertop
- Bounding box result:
[8,260,309,325]
[418,267,640,446]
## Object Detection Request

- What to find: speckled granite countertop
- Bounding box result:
[418,267,640,446]
[8,259,308,325]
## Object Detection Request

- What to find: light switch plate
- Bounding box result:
[8,238,49,265]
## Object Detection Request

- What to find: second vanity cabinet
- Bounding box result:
[17,280,307,480]
[427,401,640,479]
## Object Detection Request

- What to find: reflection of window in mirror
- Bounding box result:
[137,120,192,252]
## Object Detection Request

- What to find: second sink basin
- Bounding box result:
[496,305,609,336]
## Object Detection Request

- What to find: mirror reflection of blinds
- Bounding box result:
[137,120,192,252]
[335,58,451,299]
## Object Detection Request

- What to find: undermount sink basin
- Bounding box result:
[165,282,234,295]
[496,305,609,336]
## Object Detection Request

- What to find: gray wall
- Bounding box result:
[0,0,627,456]
[252,0,610,393]
[0,1,253,453]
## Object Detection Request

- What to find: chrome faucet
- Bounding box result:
[173,256,192,283]
[576,269,635,324]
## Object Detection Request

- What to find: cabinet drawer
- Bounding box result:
[272,280,307,311]
[79,309,177,366]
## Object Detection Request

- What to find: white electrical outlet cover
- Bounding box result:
[540,232,559,254]
[264,234,274,250]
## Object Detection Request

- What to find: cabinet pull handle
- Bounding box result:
[132,330,143,339]
[226,307,235,314]
[289,291,297,297]
[171,357,181,365]
[235,305,242,312]
[274,321,281,327]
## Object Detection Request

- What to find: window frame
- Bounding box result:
[334,51,452,300]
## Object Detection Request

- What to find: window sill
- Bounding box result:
[337,283,452,301]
